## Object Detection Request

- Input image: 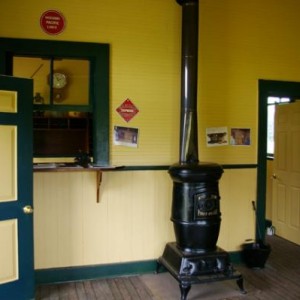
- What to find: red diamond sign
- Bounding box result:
[116,98,139,122]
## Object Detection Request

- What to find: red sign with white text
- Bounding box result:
[40,10,66,35]
[116,99,139,122]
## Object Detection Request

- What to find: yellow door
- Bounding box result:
[0,75,34,299]
[272,101,300,245]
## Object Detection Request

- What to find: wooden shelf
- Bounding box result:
[33,164,124,202]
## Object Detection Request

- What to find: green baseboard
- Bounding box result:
[35,260,157,285]
[35,251,243,285]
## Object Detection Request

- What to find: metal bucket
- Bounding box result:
[242,241,271,268]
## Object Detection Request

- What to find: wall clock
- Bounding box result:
[53,72,67,89]
[49,72,68,102]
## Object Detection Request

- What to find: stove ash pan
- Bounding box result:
[169,162,224,253]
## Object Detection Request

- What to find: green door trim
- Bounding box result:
[0,75,34,299]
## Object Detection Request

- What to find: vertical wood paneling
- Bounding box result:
[34,171,175,268]
[34,169,255,269]
[219,169,257,251]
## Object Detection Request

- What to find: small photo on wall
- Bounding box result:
[230,128,251,146]
[206,127,229,147]
[114,126,139,147]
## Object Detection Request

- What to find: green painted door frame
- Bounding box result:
[257,79,300,241]
[0,75,34,299]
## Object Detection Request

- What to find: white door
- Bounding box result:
[272,101,300,245]
[0,75,34,299]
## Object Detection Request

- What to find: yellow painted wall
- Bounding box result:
[1,0,300,165]
[2,0,300,269]
[198,0,300,164]
[1,0,182,165]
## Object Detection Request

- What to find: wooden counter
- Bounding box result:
[33,163,124,202]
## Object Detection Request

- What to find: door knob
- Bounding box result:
[23,205,34,214]
[272,174,277,179]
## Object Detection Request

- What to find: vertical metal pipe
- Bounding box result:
[176,0,199,164]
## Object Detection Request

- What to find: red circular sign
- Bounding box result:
[40,10,66,35]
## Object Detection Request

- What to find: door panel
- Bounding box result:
[0,90,18,112]
[276,183,286,222]
[290,187,300,228]
[0,75,34,299]
[0,219,18,284]
[273,101,300,245]
[276,132,287,169]
[0,125,17,202]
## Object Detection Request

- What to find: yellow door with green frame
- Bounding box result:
[272,101,300,245]
[0,75,34,299]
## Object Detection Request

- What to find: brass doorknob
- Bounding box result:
[23,205,34,214]
[272,174,277,179]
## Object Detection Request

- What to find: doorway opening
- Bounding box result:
[257,79,300,241]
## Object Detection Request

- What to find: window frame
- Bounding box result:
[267,96,291,158]
[0,38,109,166]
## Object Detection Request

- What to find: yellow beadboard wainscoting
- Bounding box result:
[33,168,256,270]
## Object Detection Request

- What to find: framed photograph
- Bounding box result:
[206,127,229,147]
[230,128,251,146]
[113,126,139,147]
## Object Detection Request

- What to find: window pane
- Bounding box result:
[13,57,90,106]
[53,59,90,106]
[13,56,51,105]
[267,104,275,154]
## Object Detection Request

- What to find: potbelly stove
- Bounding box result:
[157,1,246,299]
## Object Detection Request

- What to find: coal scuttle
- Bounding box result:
[157,1,246,299]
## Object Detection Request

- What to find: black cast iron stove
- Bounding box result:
[157,1,245,299]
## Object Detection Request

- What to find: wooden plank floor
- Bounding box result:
[233,235,300,300]
[36,235,300,299]
[36,276,154,300]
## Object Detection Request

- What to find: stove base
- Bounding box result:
[157,242,246,300]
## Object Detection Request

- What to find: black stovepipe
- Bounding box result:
[176,0,199,164]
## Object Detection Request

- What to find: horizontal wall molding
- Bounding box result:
[118,164,258,171]
[222,164,257,169]
[35,253,243,285]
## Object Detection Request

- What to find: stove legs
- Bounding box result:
[236,276,247,294]
[158,243,247,300]
[179,283,191,300]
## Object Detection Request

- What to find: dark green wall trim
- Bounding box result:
[120,165,170,171]
[0,37,110,166]
[229,251,243,264]
[35,253,243,285]
[117,164,257,171]
[35,260,157,285]
[222,164,257,169]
